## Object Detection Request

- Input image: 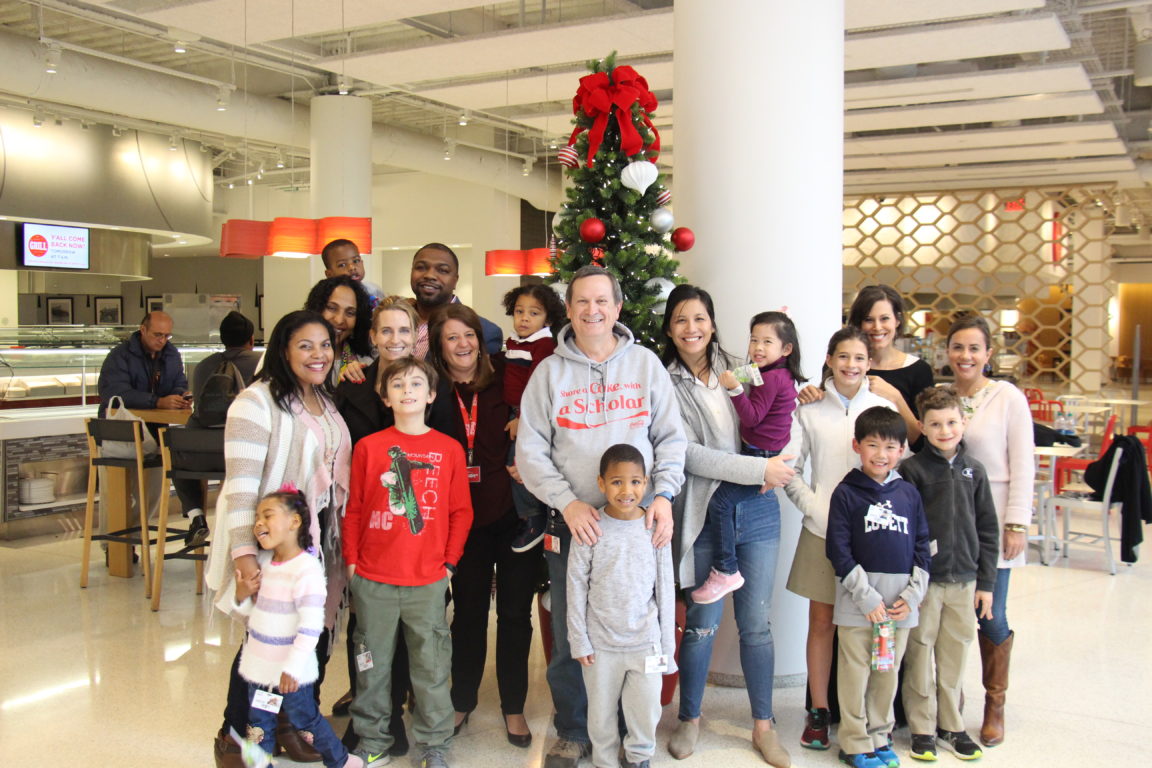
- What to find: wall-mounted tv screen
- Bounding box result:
[20,223,90,270]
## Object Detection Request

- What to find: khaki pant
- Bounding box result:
[836,624,909,755]
[349,574,454,756]
[902,581,977,734]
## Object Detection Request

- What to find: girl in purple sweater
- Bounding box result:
[690,311,806,604]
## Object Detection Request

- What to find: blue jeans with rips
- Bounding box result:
[678,483,782,722]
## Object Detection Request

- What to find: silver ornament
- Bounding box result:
[650,207,675,234]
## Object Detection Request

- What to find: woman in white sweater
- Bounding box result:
[945,314,1034,748]
[206,309,352,768]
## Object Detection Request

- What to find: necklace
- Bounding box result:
[959,380,993,416]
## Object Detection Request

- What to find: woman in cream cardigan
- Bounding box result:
[206,309,352,768]
[660,284,797,768]
[945,313,1035,748]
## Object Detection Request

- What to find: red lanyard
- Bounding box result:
[455,390,478,464]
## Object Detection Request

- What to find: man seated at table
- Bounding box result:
[96,311,190,547]
[176,311,262,544]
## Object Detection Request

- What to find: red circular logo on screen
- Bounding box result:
[28,234,48,257]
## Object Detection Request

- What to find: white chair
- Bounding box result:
[1046,446,1124,575]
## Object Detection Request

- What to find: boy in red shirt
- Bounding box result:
[344,357,473,768]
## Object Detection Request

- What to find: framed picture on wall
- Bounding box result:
[145,295,164,314]
[95,296,123,326]
[47,297,73,325]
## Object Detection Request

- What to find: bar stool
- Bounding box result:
[151,426,225,611]
[80,418,163,594]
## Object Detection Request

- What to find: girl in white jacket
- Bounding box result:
[782,327,897,752]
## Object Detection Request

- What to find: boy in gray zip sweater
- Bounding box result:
[568,444,677,768]
[898,387,999,762]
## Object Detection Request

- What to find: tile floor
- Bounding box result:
[1,507,1147,768]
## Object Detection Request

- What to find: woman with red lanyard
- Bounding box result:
[428,303,541,748]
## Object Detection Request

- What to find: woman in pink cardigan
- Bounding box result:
[945,314,1034,749]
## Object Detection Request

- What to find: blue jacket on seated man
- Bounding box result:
[97,311,189,418]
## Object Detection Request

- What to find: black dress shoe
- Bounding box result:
[453,711,471,736]
[504,715,532,748]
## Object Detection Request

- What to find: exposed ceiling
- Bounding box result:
[4,0,1152,227]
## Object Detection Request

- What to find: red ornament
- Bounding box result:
[671,227,695,251]
[656,189,672,206]
[558,145,579,169]
[591,247,604,265]
[580,217,606,243]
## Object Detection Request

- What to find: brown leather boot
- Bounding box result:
[978,631,1013,747]
[275,710,323,762]
[213,728,245,768]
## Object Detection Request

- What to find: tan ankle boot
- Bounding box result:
[978,630,1013,747]
[752,727,791,768]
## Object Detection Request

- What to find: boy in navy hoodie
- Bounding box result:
[827,407,931,768]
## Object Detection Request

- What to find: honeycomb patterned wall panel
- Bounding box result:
[842,188,1113,391]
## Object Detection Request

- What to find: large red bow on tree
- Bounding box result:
[568,65,661,168]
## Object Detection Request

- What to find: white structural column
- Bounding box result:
[674,1,845,681]
[263,95,374,333]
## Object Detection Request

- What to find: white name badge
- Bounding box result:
[251,689,283,713]
[356,649,374,672]
[645,654,669,675]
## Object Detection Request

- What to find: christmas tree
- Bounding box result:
[551,52,691,351]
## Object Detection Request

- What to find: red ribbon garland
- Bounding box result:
[568,65,661,169]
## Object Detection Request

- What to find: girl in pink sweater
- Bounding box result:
[229,488,364,768]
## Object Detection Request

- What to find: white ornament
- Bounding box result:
[645,276,675,314]
[650,207,675,234]
[551,281,569,302]
[620,160,659,195]
[552,208,571,232]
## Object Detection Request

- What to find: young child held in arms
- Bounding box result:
[228,487,364,768]
[826,407,931,768]
[343,357,473,768]
[500,283,566,552]
[783,326,896,751]
[691,310,806,604]
[568,444,677,768]
[898,387,999,762]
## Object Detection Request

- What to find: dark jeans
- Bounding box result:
[704,448,780,574]
[450,509,542,715]
[544,508,589,742]
[170,441,224,514]
[246,682,350,768]
[508,442,548,521]
[224,629,333,734]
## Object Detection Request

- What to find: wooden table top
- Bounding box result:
[130,408,192,425]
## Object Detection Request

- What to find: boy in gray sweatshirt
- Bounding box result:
[568,444,677,768]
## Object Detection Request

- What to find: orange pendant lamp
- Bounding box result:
[220,219,272,259]
[485,247,553,276]
[318,216,372,256]
[268,217,318,258]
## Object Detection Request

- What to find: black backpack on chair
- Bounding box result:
[195,357,246,428]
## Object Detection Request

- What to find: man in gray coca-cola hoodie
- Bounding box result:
[516,265,686,768]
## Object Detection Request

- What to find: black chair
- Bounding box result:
[151,426,226,610]
[80,418,164,594]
